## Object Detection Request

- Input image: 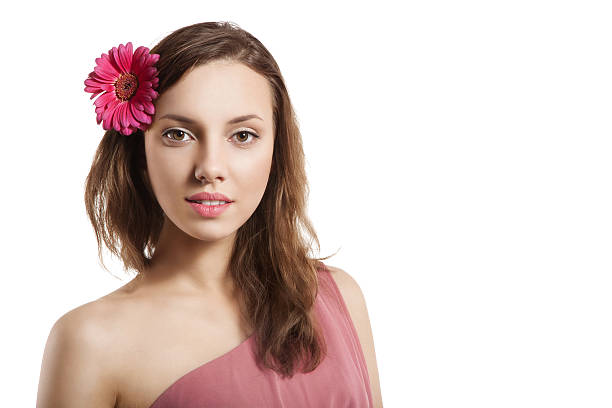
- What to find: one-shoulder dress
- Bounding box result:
[148,263,374,408]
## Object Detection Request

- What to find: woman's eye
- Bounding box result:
[162,128,259,145]
[162,129,192,143]
[232,130,260,146]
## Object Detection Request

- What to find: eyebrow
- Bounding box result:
[159,113,263,125]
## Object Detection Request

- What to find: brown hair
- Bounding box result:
[84,21,338,378]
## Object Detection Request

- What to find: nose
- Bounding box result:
[194,136,226,183]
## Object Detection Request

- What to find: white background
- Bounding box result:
[1,0,611,407]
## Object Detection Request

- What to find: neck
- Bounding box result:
[142,215,238,297]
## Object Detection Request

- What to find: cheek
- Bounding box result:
[145,148,185,201]
[234,152,273,199]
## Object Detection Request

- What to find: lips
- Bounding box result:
[187,200,232,217]
[186,191,233,202]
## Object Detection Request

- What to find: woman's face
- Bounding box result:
[143,60,275,242]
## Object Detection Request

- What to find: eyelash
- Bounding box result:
[161,128,260,146]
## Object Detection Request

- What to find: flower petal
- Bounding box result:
[111,106,122,131]
[102,99,120,127]
[145,53,159,66]
[114,44,125,72]
[102,104,115,130]
[94,92,117,106]
[85,71,115,86]
[143,101,155,115]
[140,82,154,92]
[121,103,132,128]
[94,57,120,78]
[130,103,152,124]
[108,46,123,74]
[126,103,140,126]
[85,86,104,96]
[140,66,157,80]
[84,78,103,89]
[116,43,130,73]
[131,46,146,75]
[115,103,125,128]
[93,91,116,108]
[131,99,145,111]
[124,42,134,72]
[85,80,114,93]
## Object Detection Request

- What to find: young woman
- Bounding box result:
[37,21,382,408]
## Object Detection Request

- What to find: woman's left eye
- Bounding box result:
[232,130,260,146]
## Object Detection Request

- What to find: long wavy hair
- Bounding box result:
[83,21,338,378]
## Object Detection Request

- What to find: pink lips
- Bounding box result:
[187,191,233,202]
[186,199,232,218]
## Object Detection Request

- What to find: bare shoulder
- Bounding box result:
[325,265,370,327]
[325,265,384,408]
[325,265,364,302]
[37,299,119,408]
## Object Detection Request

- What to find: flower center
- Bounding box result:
[114,73,139,101]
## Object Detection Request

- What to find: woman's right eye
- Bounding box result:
[162,129,192,143]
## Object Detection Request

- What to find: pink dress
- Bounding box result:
[149,263,373,408]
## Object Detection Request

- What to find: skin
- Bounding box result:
[138,59,275,299]
[37,60,383,407]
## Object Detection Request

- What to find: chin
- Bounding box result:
[186,225,238,242]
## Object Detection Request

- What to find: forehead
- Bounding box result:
[154,61,273,123]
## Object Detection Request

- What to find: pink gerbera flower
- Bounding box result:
[84,42,160,136]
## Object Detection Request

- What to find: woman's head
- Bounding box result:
[86,21,311,273]
[144,60,275,245]
[85,21,334,377]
